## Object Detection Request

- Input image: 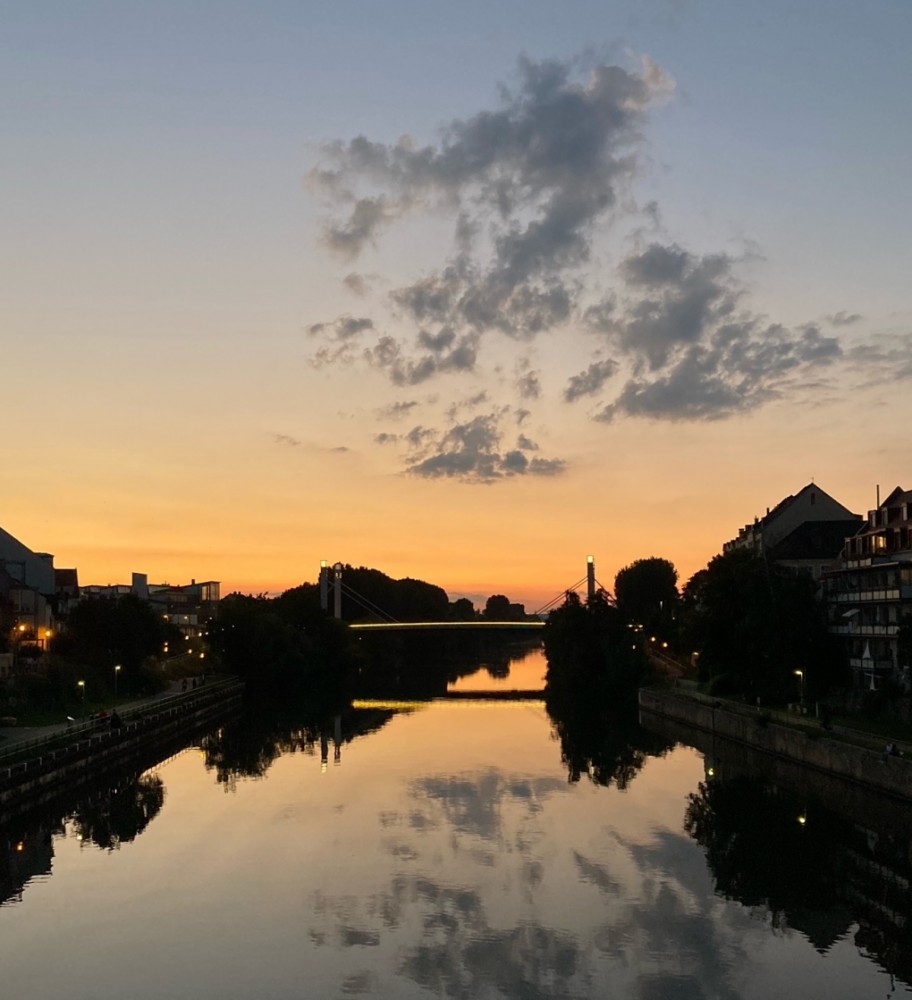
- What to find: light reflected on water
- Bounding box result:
[447,644,547,692]
[0,699,907,999]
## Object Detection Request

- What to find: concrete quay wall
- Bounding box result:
[0,681,244,822]
[639,687,912,800]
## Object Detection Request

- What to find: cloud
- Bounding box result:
[321,196,391,258]
[307,315,374,340]
[516,370,542,400]
[343,272,370,296]
[844,332,912,386]
[308,52,672,380]
[586,243,843,421]
[273,433,301,448]
[376,400,421,420]
[404,411,567,483]
[304,52,886,473]
[310,54,671,266]
[826,310,861,327]
[564,359,619,402]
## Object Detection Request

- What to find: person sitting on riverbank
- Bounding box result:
[110,709,122,731]
[881,742,902,763]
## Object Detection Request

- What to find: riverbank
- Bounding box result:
[0,677,244,824]
[640,685,912,799]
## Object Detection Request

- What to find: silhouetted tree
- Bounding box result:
[614,557,679,641]
[681,549,846,701]
[483,595,512,620]
[52,594,172,695]
[450,597,476,621]
[543,590,649,708]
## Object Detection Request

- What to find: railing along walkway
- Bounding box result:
[0,677,241,767]
[662,680,911,757]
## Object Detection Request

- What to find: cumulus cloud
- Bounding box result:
[586,243,843,421]
[404,411,566,483]
[303,51,888,477]
[564,359,619,402]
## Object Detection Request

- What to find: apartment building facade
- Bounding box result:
[822,487,912,690]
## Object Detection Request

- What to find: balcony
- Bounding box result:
[831,589,900,602]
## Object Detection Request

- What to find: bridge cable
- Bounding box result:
[338,582,401,623]
[533,576,588,617]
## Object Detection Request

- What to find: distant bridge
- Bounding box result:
[349,621,544,633]
[318,556,610,626]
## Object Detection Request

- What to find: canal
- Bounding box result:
[1,646,909,998]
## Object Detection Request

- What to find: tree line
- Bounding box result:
[545,549,848,709]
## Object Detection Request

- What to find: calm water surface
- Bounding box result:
[0,653,906,999]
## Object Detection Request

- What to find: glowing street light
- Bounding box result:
[77,679,86,719]
[114,664,122,698]
[793,669,804,705]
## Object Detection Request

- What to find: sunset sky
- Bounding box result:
[3,1,910,611]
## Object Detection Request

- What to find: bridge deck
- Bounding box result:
[349,620,544,631]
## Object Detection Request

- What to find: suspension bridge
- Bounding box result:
[318,556,612,631]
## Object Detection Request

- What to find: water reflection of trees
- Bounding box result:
[0,768,166,904]
[199,703,396,788]
[545,685,671,789]
[684,774,912,985]
[543,592,671,788]
[70,773,165,851]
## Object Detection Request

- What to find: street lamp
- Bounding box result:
[793,669,804,707]
[114,664,121,699]
[77,679,86,719]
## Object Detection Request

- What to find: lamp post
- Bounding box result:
[77,679,86,720]
[793,669,804,709]
[114,664,121,699]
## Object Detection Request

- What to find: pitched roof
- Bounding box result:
[768,519,864,561]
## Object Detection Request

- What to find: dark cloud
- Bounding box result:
[582,296,616,332]
[304,52,880,467]
[586,243,843,421]
[311,54,671,263]
[364,334,478,386]
[321,196,390,258]
[307,315,374,340]
[307,52,672,402]
[403,412,567,483]
[564,359,619,402]
[376,400,421,420]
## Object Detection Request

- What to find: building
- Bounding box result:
[80,573,220,637]
[821,487,912,690]
[723,482,863,580]
[0,525,56,599]
[0,526,61,644]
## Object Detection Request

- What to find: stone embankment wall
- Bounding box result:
[0,680,244,822]
[639,687,912,799]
